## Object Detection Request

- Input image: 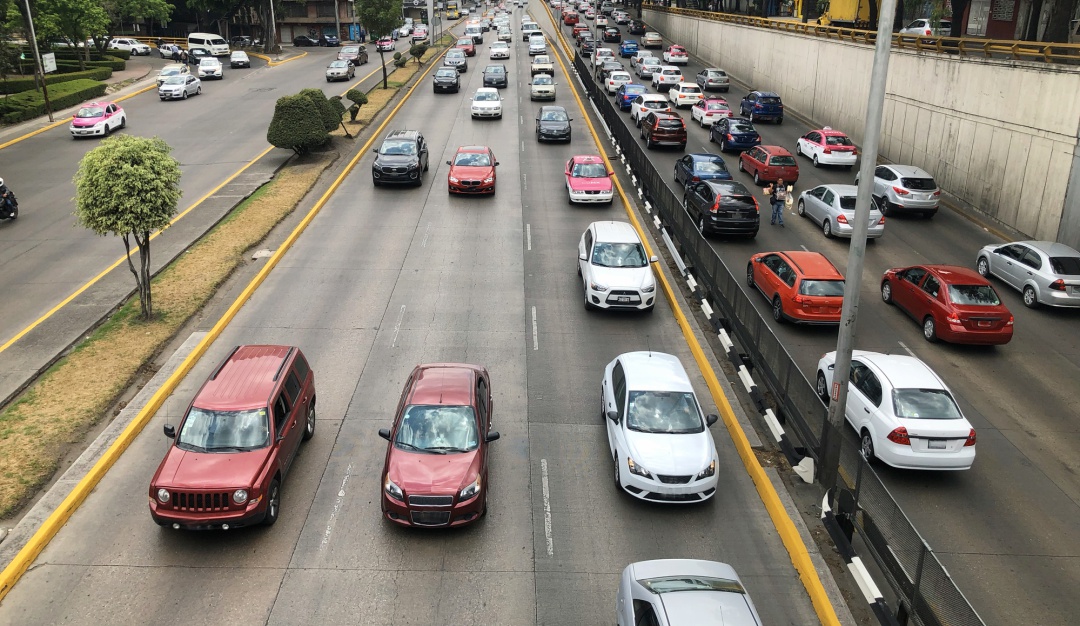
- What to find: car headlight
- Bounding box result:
[384,475,404,501]
[232,489,249,504]
[156,488,170,503]
[627,456,651,478]
[641,283,655,293]
[459,476,481,501]
[449,176,459,183]
[697,458,716,479]
[589,281,608,292]
[483,176,494,183]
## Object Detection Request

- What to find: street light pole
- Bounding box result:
[22,0,53,122]
[818,0,899,489]
[267,0,277,52]
[334,0,342,41]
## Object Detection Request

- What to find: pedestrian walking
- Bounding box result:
[766,178,789,226]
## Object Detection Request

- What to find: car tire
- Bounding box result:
[613,454,622,490]
[182,90,188,100]
[303,403,316,441]
[697,216,707,236]
[749,111,754,123]
[923,316,939,342]
[772,295,784,323]
[777,116,783,125]
[373,179,381,187]
[719,138,727,151]
[977,257,990,277]
[816,371,829,402]
[753,171,761,185]
[746,263,755,289]
[879,281,893,304]
[860,430,876,463]
[738,159,745,172]
[196,86,201,95]
[583,282,596,310]
[119,116,126,129]
[823,220,832,238]
[813,154,820,168]
[1023,285,1039,308]
[923,210,936,219]
[262,479,281,526]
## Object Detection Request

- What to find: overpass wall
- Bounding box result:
[644,9,1080,246]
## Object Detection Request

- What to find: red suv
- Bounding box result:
[640,111,687,150]
[747,251,846,323]
[379,363,501,527]
[149,345,316,529]
[739,145,799,185]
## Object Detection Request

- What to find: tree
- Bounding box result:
[346,88,367,121]
[100,0,173,50]
[357,0,403,88]
[266,93,328,155]
[73,136,182,321]
[409,42,428,64]
[299,87,340,133]
[328,95,351,137]
[36,0,110,70]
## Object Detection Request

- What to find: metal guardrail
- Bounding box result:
[643,5,1080,64]
[567,44,986,626]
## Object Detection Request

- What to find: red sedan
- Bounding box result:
[455,37,476,56]
[881,264,1014,345]
[378,363,500,527]
[739,145,799,185]
[447,145,499,195]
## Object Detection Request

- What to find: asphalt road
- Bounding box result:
[0,45,402,404]
[559,8,1080,625]
[0,14,825,626]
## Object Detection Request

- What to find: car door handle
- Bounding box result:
[863,407,870,413]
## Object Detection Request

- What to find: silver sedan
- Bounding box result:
[797,184,885,239]
[617,559,763,626]
[975,240,1080,308]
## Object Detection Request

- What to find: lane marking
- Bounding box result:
[320,464,352,549]
[391,305,407,348]
[531,306,539,350]
[800,244,809,251]
[897,341,915,357]
[523,172,527,191]
[541,458,554,557]
[421,221,432,248]
[526,223,532,250]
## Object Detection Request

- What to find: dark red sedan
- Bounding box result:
[378,363,500,527]
[881,264,1014,345]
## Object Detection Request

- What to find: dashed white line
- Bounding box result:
[541,458,554,556]
[800,244,809,252]
[897,341,916,357]
[421,222,432,248]
[531,306,539,350]
[523,173,527,191]
[526,223,532,250]
[391,305,406,348]
[320,464,352,549]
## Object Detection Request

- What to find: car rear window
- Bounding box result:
[901,177,937,190]
[1050,256,1080,275]
[658,119,683,129]
[719,196,756,211]
[825,135,854,146]
[798,279,845,297]
[948,284,1000,305]
[760,96,781,104]
[730,121,755,133]
[892,389,963,419]
[769,155,796,166]
[695,160,727,174]
[707,70,727,77]
[838,196,858,210]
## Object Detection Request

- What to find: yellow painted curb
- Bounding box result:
[542,7,841,625]
[0,36,449,607]
[249,50,308,67]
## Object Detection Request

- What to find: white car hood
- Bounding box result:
[473,101,501,110]
[590,264,653,291]
[625,428,715,475]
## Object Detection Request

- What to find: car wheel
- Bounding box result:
[1023,285,1039,308]
[746,263,755,288]
[262,479,281,525]
[613,454,621,489]
[753,171,761,185]
[976,257,990,277]
[738,159,745,172]
[749,111,754,123]
[182,90,188,100]
[697,216,706,235]
[881,281,893,304]
[795,143,802,157]
[823,219,832,238]
[777,116,783,125]
[303,403,316,441]
[922,316,938,342]
[813,154,821,168]
[772,295,784,323]
[719,138,727,151]
[816,371,829,402]
[797,200,806,216]
[860,430,876,463]
[196,86,201,95]
[584,282,596,310]
[119,116,126,129]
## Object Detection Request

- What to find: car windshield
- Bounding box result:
[380,139,416,155]
[176,407,270,452]
[540,109,567,121]
[591,242,647,268]
[535,55,550,63]
[163,76,186,85]
[329,60,348,68]
[705,101,728,111]
[342,47,358,54]
[639,576,746,595]
[75,106,105,118]
[769,156,797,166]
[457,38,472,45]
[948,284,1001,305]
[730,121,755,133]
[625,390,703,434]
[892,389,964,419]
[486,66,506,74]
[199,59,218,66]
[825,135,854,146]
[573,162,607,177]
[161,67,183,75]
[394,405,479,453]
[436,69,457,78]
[231,52,246,59]
[1050,256,1080,275]
[534,75,553,85]
[798,279,845,297]
[901,176,937,190]
[454,152,492,166]
[447,49,464,57]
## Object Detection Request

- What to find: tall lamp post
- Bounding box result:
[22,0,53,122]
[334,0,342,40]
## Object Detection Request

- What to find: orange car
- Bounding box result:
[739,145,799,185]
[746,251,845,324]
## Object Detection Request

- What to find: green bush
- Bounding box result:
[409,43,429,63]
[328,95,347,120]
[0,67,112,94]
[299,88,340,133]
[266,93,328,155]
[345,88,368,108]
[392,51,408,68]
[0,79,107,124]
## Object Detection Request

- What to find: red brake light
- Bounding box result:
[836,214,848,224]
[933,190,941,197]
[1006,315,1014,326]
[892,186,910,196]
[691,176,700,182]
[925,29,932,35]
[1049,279,1066,291]
[709,200,719,213]
[823,147,832,154]
[726,134,734,141]
[878,216,886,225]
[752,198,760,212]
[887,427,911,446]
[946,314,960,325]
[964,428,977,447]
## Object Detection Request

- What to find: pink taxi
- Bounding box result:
[69,101,126,138]
[565,155,615,205]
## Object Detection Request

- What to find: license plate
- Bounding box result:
[927,440,946,450]
[617,296,631,303]
[977,321,991,327]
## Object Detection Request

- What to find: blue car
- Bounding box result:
[619,40,639,57]
[615,83,648,110]
[673,153,733,188]
[709,117,762,153]
[739,90,784,124]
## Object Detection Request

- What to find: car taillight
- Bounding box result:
[709,200,719,213]
[946,314,960,325]
[691,176,700,182]
[887,427,911,446]
[853,149,859,155]
[752,198,760,212]
[1049,279,1067,291]
[793,294,807,304]
[726,134,734,141]
[878,216,886,225]
[925,29,932,35]
[1006,315,1014,326]
[933,190,941,197]
[823,147,832,154]
[892,186,910,196]
[964,428,977,446]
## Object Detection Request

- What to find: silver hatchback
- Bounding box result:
[797,184,886,239]
[976,240,1080,308]
[696,67,730,92]
[856,164,940,217]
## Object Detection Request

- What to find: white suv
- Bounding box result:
[651,65,683,91]
[578,221,658,312]
[667,82,703,108]
[109,37,151,55]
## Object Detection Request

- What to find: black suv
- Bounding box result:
[683,180,760,238]
[483,64,508,88]
[629,20,647,35]
[371,130,429,187]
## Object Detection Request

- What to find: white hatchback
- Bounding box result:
[605,71,632,93]
[470,87,504,118]
[667,82,703,108]
[816,350,977,470]
[651,65,683,91]
[578,221,658,311]
[592,47,616,68]
[602,352,720,503]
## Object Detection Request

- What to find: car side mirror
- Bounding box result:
[754,257,763,263]
[446,160,452,166]
[494,161,500,166]
[705,413,718,427]
[372,148,379,154]
[485,431,501,443]
[608,171,615,176]
[163,424,176,438]
[606,409,619,422]
[378,428,391,441]
[649,255,659,263]
[579,252,588,261]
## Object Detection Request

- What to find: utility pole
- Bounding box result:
[22,0,53,122]
[334,0,342,41]
[267,0,277,52]
[818,0,898,489]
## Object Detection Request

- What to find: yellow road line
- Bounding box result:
[542,7,842,625]
[0,41,449,606]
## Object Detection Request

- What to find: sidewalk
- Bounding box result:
[103,57,155,92]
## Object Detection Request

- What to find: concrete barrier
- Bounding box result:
[644,9,1080,247]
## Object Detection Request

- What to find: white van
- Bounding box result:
[187,32,230,56]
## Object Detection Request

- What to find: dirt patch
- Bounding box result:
[0,154,334,520]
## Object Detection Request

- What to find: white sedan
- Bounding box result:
[579,221,657,311]
[489,41,511,59]
[470,87,504,118]
[816,350,977,470]
[617,560,762,626]
[158,74,202,100]
[601,352,719,502]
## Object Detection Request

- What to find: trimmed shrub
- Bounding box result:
[345,88,367,108]
[409,43,429,64]
[392,51,408,68]
[266,93,328,155]
[299,88,339,133]
[0,79,107,124]
[0,67,112,94]
[328,95,347,120]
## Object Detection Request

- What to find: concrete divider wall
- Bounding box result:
[644,9,1080,246]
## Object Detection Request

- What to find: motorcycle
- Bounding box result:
[0,191,18,221]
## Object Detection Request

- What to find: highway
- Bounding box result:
[559,6,1080,625]
[0,11,828,626]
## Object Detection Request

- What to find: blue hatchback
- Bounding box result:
[615,84,648,110]
[709,117,762,152]
[673,153,733,188]
[619,40,639,57]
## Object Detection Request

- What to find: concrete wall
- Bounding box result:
[644,9,1080,246]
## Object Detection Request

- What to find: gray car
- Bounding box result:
[695,67,730,92]
[444,49,468,72]
[855,164,940,217]
[158,74,201,100]
[617,559,762,626]
[797,184,886,239]
[976,240,1080,308]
